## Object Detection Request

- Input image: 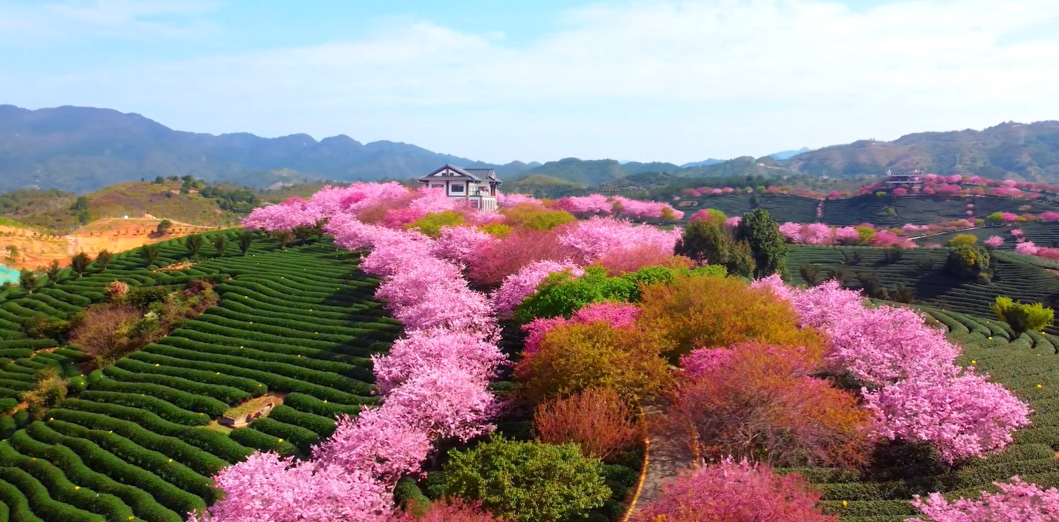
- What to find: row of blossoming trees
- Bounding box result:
[194,184,1057,521]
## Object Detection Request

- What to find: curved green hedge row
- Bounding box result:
[101,366,251,406]
[9,429,182,522]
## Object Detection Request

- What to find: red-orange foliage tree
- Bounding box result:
[533,387,643,462]
[593,246,695,276]
[389,499,506,522]
[673,342,874,468]
[514,321,671,404]
[467,228,578,286]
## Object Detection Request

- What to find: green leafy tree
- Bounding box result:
[237,231,255,255]
[70,196,89,212]
[154,176,165,184]
[156,219,173,235]
[19,269,37,293]
[213,235,228,257]
[675,219,755,278]
[726,239,755,278]
[438,436,611,522]
[95,249,112,271]
[735,209,788,278]
[799,263,822,286]
[70,252,91,277]
[45,260,61,283]
[993,297,1054,336]
[5,245,18,263]
[185,235,205,257]
[139,244,161,267]
[675,220,730,266]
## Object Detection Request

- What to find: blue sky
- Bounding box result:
[2,0,1059,164]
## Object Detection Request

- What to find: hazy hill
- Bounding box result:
[515,158,682,186]
[680,159,725,168]
[0,105,533,193]
[769,147,811,160]
[787,121,1059,180]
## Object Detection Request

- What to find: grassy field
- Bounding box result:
[2,182,247,234]
[0,233,401,521]
[785,307,1059,521]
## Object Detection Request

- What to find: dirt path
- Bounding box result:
[632,401,698,509]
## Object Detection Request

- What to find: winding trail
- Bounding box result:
[628,401,698,513]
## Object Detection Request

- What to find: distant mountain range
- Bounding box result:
[0,105,537,193]
[786,122,1059,181]
[2,104,1058,194]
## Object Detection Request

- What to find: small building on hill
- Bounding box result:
[419,165,502,211]
[885,169,923,187]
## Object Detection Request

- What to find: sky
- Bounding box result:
[2,0,1059,165]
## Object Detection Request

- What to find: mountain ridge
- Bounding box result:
[3,104,1059,193]
[0,105,534,193]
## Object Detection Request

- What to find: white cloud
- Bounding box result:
[6,0,1059,163]
[0,0,218,43]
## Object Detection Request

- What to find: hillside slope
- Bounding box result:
[0,105,533,193]
[788,121,1059,180]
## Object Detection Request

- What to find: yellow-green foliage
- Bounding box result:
[855,226,875,244]
[406,211,465,238]
[946,234,979,247]
[503,204,576,231]
[992,297,1055,335]
[479,223,512,237]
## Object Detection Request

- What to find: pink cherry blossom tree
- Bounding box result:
[909,476,1059,521]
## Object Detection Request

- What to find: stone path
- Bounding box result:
[632,401,698,509]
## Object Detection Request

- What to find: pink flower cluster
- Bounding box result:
[551,194,683,220]
[552,194,613,215]
[432,226,495,264]
[492,260,586,313]
[680,348,736,380]
[610,196,684,220]
[201,185,510,521]
[241,197,324,232]
[984,236,1004,248]
[909,476,1059,521]
[557,217,682,262]
[777,223,869,246]
[752,277,1031,463]
[496,192,543,208]
[633,458,833,522]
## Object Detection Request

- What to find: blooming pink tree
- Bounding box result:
[633,459,834,522]
[1042,211,1059,222]
[493,260,585,313]
[189,452,391,522]
[984,236,1004,248]
[865,370,1031,463]
[553,194,613,215]
[752,276,1031,463]
[557,217,681,262]
[909,476,1059,521]
[432,226,495,263]
[372,328,505,394]
[522,302,641,357]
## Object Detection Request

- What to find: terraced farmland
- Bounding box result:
[784,245,1059,331]
[785,307,1059,522]
[0,232,400,521]
[676,194,1059,226]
